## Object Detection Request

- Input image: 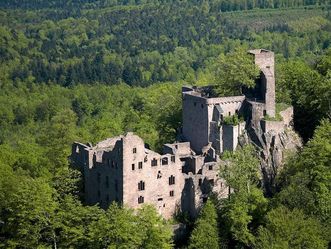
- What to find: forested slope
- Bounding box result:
[0,1,330,248]
[0,3,330,87]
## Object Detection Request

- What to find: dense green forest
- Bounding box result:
[0,0,330,248]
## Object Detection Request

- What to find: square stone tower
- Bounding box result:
[248,49,276,117]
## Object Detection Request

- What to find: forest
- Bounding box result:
[0,0,330,248]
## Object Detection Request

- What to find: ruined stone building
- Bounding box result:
[71,49,299,218]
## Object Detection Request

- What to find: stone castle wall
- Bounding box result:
[70,49,289,220]
[182,93,209,153]
[122,134,184,218]
[71,133,223,219]
[249,49,275,117]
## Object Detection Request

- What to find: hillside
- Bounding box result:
[0,1,330,248]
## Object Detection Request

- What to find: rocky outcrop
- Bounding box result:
[241,120,302,195]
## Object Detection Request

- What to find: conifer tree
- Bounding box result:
[189,200,219,249]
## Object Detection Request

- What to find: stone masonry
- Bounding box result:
[71,49,297,218]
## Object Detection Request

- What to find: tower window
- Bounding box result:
[132,164,135,170]
[138,161,143,169]
[162,157,168,165]
[138,181,145,191]
[209,165,213,170]
[169,175,175,185]
[138,196,144,204]
[133,148,137,153]
[171,155,175,162]
[151,158,158,166]
[170,190,174,197]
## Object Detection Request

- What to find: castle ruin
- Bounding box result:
[70,49,298,219]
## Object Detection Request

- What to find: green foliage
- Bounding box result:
[263,113,283,121]
[189,200,219,249]
[221,145,260,192]
[214,48,260,96]
[54,196,103,248]
[277,58,331,140]
[255,206,328,249]
[87,204,172,249]
[221,188,268,247]
[137,205,173,249]
[0,166,57,248]
[0,1,330,248]
[87,203,144,248]
[0,4,330,88]
[276,120,331,239]
[223,114,244,126]
[219,146,268,248]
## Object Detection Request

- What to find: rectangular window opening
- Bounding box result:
[169,175,175,185]
[162,157,168,165]
[151,158,158,167]
[138,196,144,204]
[138,181,145,191]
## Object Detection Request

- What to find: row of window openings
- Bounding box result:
[132,161,143,170]
[97,174,175,191]
[105,156,175,171]
[138,176,175,191]
[133,156,175,169]
[193,101,240,116]
[138,191,174,204]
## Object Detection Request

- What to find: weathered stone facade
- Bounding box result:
[71,133,226,219]
[70,49,300,218]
